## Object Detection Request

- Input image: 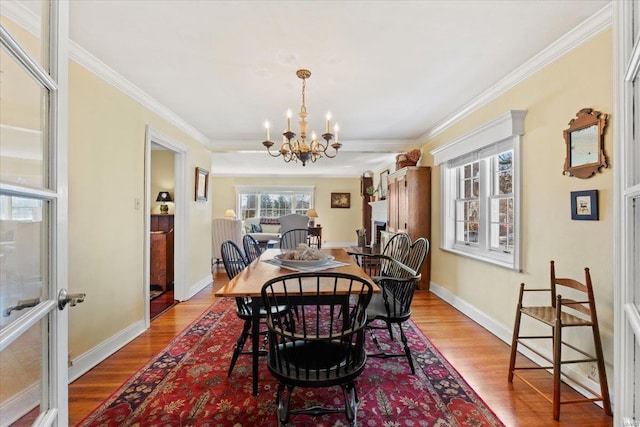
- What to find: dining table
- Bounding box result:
[215,247,379,396]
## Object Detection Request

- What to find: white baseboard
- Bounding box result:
[429,281,513,342]
[0,383,39,427]
[69,275,213,382]
[69,319,146,382]
[187,275,213,300]
[429,280,609,408]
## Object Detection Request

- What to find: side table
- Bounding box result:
[308,226,322,248]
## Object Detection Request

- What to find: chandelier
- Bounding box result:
[262,69,341,166]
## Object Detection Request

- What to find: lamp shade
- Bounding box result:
[307,208,318,218]
[156,191,172,202]
[224,209,237,219]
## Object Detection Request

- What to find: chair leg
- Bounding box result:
[368,326,382,351]
[398,324,416,374]
[227,319,251,377]
[552,322,561,421]
[276,383,293,426]
[591,322,613,415]
[342,382,358,426]
[508,283,525,382]
[386,321,395,341]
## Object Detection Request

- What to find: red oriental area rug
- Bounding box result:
[77,298,504,426]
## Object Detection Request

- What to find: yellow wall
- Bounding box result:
[209,176,362,245]
[421,30,614,374]
[67,61,213,358]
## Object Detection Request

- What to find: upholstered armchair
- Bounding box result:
[212,218,243,269]
[278,213,309,235]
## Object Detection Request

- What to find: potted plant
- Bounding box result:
[366,185,379,202]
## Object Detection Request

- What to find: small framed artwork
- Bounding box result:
[195,167,209,202]
[570,189,598,220]
[331,192,351,209]
[379,169,389,199]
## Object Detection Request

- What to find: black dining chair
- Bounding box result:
[279,228,311,250]
[221,239,292,379]
[220,240,256,377]
[366,237,429,374]
[261,272,373,427]
[242,234,263,263]
[348,232,411,279]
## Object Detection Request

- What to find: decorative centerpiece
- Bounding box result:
[396,148,422,169]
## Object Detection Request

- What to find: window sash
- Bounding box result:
[448,146,518,267]
[236,186,314,220]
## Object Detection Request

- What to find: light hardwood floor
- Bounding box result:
[68,269,613,426]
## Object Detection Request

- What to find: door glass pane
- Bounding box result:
[632,83,640,187]
[0,195,48,329]
[0,0,50,71]
[0,43,50,189]
[634,196,639,308]
[632,195,640,421]
[0,317,48,425]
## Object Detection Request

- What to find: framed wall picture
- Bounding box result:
[570,189,598,220]
[331,192,351,208]
[195,167,209,202]
[379,169,389,199]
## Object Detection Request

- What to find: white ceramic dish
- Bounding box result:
[274,254,334,268]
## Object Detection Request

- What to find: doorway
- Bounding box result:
[149,156,176,319]
[144,126,188,327]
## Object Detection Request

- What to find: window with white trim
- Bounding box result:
[235,185,314,220]
[431,110,525,270]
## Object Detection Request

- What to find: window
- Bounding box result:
[0,195,43,222]
[235,186,314,220]
[431,110,525,270]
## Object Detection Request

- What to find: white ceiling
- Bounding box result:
[21,1,613,176]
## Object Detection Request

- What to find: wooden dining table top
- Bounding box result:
[215,248,379,298]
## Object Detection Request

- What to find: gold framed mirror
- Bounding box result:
[563,108,608,178]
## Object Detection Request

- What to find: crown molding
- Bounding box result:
[420,2,613,142]
[4,1,612,152]
[3,0,211,147]
[68,43,211,147]
[0,1,39,35]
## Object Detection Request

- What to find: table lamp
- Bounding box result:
[156,191,172,214]
[224,209,237,219]
[307,208,319,226]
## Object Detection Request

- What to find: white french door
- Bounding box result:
[615,1,640,424]
[0,1,70,426]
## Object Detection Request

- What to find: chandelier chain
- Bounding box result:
[301,77,307,113]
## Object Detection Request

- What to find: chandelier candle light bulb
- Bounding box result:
[261,69,342,166]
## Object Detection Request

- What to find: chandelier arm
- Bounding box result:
[323,148,339,158]
[263,140,283,158]
[266,150,282,158]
